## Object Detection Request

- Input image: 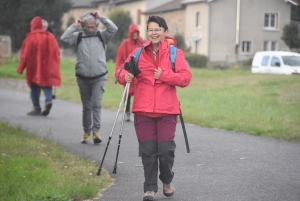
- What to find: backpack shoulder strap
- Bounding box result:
[133,44,144,69]
[76,32,83,51]
[170,44,177,72]
[96,31,105,50]
[76,31,105,51]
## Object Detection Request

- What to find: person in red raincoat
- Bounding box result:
[17,16,61,116]
[115,23,145,121]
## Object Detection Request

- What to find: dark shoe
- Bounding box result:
[42,101,52,116]
[163,183,174,197]
[143,191,156,201]
[81,133,90,144]
[93,132,102,144]
[27,109,42,116]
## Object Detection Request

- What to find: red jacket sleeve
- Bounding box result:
[115,40,128,78]
[159,49,192,87]
[17,38,28,74]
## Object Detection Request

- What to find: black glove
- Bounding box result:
[124,55,141,77]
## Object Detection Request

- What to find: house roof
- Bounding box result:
[112,0,143,5]
[71,0,102,8]
[180,0,215,4]
[285,0,298,5]
[70,0,108,8]
[143,0,184,14]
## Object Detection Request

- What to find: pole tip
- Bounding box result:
[112,167,117,174]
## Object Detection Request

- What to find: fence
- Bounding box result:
[0,35,11,65]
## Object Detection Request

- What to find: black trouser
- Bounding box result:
[139,140,176,192]
[124,95,131,113]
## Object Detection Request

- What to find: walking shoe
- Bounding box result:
[125,112,130,122]
[27,109,42,116]
[93,132,102,144]
[81,133,90,144]
[163,183,175,197]
[143,191,156,201]
[42,101,52,116]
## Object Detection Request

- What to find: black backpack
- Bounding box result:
[76,31,105,51]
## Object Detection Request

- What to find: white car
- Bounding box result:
[251,51,300,75]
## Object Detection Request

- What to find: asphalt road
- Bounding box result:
[0,87,300,201]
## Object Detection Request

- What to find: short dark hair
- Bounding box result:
[147,15,168,31]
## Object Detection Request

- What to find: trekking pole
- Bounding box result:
[112,82,130,174]
[96,83,130,176]
[179,102,190,153]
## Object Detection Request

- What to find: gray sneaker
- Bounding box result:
[125,112,130,122]
[27,109,42,116]
[143,191,155,201]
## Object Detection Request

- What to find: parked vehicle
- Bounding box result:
[251,51,300,75]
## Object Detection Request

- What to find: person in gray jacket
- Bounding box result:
[61,10,118,144]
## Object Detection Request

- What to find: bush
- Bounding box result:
[243,58,253,67]
[107,9,133,62]
[173,33,186,51]
[184,52,208,68]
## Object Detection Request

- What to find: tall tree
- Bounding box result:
[0,0,72,52]
[281,22,300,51]
[106,9,132,61]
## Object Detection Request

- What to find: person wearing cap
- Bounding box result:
[116,16,192,200]
[115,23,145,122]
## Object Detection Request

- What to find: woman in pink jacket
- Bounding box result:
[117,16,192,201]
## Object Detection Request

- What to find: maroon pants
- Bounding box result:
[134,114,177,192]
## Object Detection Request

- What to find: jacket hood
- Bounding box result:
[128,23,140,39]
[165,35,177,46]
[30,16,43,31]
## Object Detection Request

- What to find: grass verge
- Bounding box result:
[0,122,114,201]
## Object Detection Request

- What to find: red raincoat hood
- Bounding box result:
[128,23,142,41]
[30,16,43,31]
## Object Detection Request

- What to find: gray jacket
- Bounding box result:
[60,17,118,79]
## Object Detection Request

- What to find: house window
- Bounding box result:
[174,24,179,34]
[263,41,277,51]
[137,9,142,25]
[264,13,278,29]
[196,12,201,28]
[241,41,251,53]
[271,41,277,50]
[195,40,199,53]
[263,41,269,51]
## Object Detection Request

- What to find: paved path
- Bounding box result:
[0,86,300,201]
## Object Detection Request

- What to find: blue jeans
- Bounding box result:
[30,83,52,110]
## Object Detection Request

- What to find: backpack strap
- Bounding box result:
[76,31,105,51]
[134,44,144,66]
[96,31,105,50]
[169,44,177,72]
[132,44,176,75]
[76,32,83,51]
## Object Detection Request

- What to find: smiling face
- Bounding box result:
[147,22,167,46]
